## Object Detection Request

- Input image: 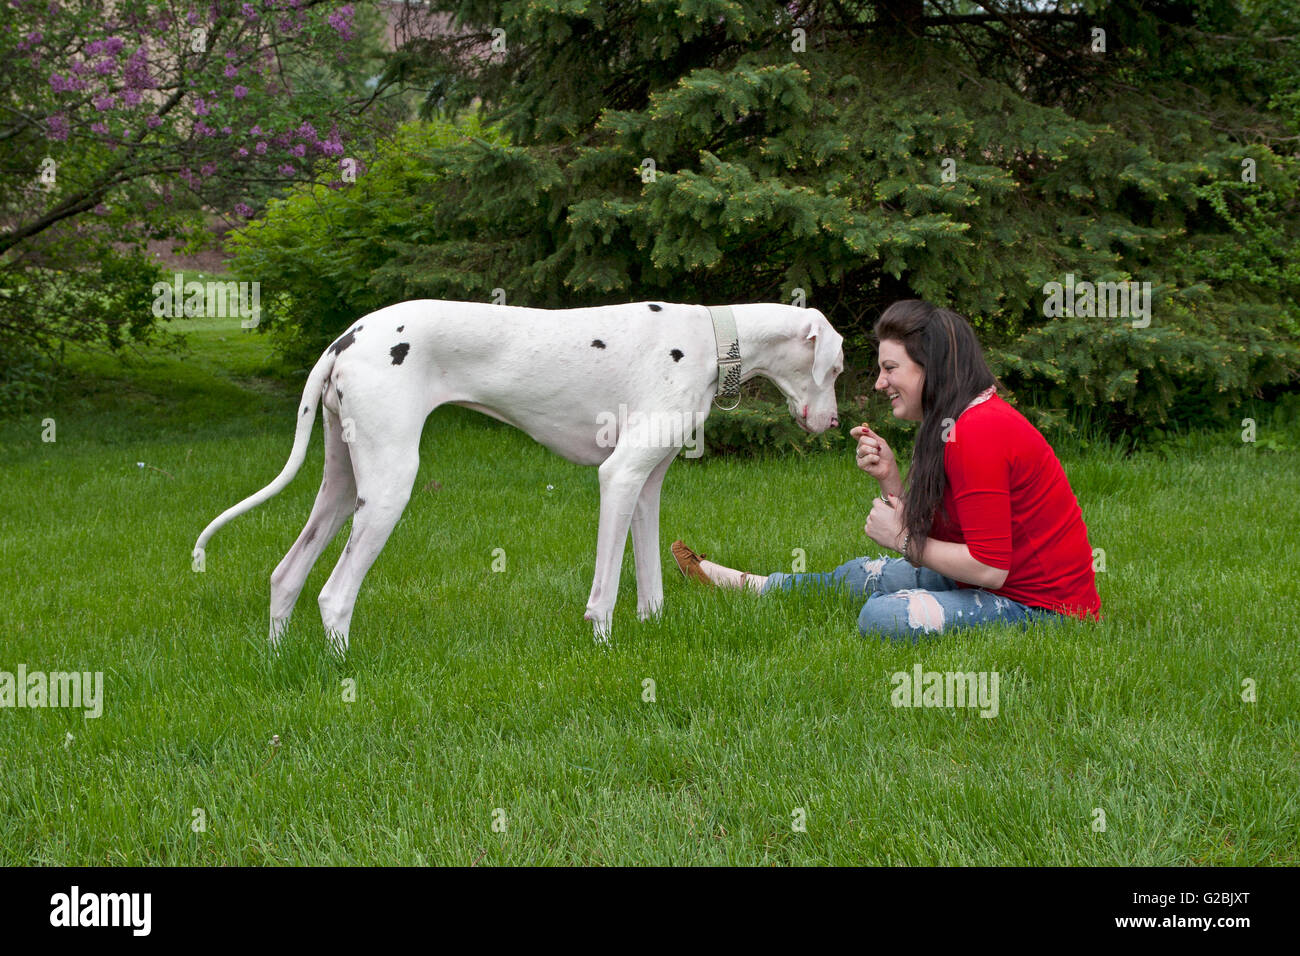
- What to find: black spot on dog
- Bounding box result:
[302,405,309,416]
[591,339,606,349]
[390,342,410,365]
[670,349,684,362]
[336,386,343,403]
[327,324,362,356]
[648,303,662,312]
[304,526,317,545]
[396,325,404,332]
[355,497,366,510]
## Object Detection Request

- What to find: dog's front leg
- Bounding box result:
[586,446,661,640]
[629,448,680,622]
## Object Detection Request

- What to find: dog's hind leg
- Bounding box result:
[315,416,423,656]
[268,407,357,646]
[629,448,680,622]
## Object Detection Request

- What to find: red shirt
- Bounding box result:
[928,394,1101,620]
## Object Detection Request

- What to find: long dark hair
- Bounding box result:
[874,300,998,557]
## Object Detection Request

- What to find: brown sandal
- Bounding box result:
[671,540,713,587]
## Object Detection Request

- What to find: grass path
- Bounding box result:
[0,318,1296,864]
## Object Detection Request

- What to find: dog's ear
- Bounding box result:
[806,316,844,387]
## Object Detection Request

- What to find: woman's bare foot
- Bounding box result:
[671,541,767,592]
[699,559,768,593]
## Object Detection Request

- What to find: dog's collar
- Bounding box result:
[707,305,742,410]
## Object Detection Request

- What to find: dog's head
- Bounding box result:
[750,305,844,434]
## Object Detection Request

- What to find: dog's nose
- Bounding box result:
[830,414,839,427]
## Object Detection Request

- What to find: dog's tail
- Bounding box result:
[192,347,338,565]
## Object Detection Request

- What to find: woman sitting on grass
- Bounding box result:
[671,299,1102,640]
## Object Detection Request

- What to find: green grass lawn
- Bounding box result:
[0,316,1296,865]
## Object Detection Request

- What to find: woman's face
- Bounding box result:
[875,339,925,422]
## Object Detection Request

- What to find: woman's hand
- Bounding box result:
[865,494,906,552]
[850,423,901,489]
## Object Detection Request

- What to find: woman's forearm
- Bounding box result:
[909,536,1008,590]
[877,468,903,499]
[878,476,904,498]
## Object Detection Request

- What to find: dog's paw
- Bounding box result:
[585,610,612,644]
[636,603,664,622]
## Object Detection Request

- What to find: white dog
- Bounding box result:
[193,300,844,652]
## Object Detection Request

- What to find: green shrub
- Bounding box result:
[988,165,1300,438]
[227,115,510,369]
[0,250,165,412]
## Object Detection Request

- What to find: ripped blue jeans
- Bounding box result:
[761,556,1064,641]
